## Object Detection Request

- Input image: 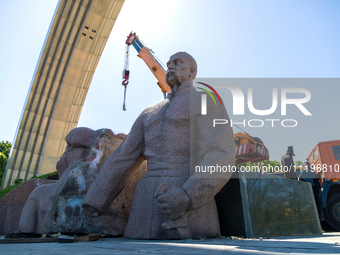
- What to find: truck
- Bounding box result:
[282,141,340,231]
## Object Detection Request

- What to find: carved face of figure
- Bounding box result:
[56,143,90,178]
[166,52,197,88]
[56,128,94,178]
[57,144,90,171]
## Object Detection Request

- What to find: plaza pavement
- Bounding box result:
[1,232,340,254]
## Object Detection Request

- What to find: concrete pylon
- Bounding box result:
[1,0,125,188]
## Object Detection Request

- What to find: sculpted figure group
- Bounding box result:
[15,52,235,239]
[18,128,146,235]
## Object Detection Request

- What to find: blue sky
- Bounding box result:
[0,0,340,161]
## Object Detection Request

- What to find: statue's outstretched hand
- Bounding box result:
[155,184,191,220]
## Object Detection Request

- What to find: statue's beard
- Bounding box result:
[166,72,182,88]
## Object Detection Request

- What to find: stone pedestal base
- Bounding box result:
[215,172,322,238]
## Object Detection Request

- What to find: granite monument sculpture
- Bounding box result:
[0,178,57,235]
[83,52,235,239]
[18,127,145,235]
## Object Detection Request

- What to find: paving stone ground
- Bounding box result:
[1,232,340,254]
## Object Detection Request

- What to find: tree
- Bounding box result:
[0,141,12,187]
[295,160,303,166]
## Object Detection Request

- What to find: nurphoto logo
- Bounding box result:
[197,82,223,115]
[198,83,312,128]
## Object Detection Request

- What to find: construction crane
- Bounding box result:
[122,32,170,110]
[121,31,269,165]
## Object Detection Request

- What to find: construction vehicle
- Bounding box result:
[122,31,269,165]
[282,141,340,231]
[234,132,269,165]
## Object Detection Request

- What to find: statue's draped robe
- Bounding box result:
[83,85,235,239]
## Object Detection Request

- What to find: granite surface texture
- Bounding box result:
[83,52,235,239]
[0,179,57,235]
[18,128,146,235]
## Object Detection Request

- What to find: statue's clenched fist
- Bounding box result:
[155,184,191,220]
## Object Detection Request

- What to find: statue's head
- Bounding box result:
[56,127,122,179]
[56,127,94,178]
[166,52,197,88]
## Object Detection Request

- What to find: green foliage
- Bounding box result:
[0,152,7,177]
[0,140,12,187]
[0,141,11,157]
[29,171,58,180]
[0,183,20,199]
[0,139,57,198]
[13,178,23,185]
[0,171,58,199]
[295,160,303,166]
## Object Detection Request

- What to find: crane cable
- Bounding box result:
[122,43,130,111]
[121,35,168,111]
[234,124,246,133]
[123,84,127,111]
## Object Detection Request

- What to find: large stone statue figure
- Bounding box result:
[18,128,145,235]
[83,52,235,239]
